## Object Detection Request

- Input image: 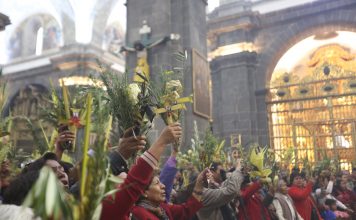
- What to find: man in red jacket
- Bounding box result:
[288,171,322,220]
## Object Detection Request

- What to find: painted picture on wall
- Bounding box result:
[192,49,212,119]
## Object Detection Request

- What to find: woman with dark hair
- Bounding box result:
[23,152,69,188]
[2,151,70,207]
[333,178,356,217]
[2,171,40,205]
[130,170,205,220]
[100,123,191,220]
[237,174,273,220]
[288,171,322,220]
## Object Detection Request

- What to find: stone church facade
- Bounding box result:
[209,0,356,155]
[2,0,356,166]
[0,1,126,152]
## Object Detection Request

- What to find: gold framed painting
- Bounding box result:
[192,48,212,119]
[230,134,242,147]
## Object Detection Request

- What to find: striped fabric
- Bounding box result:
[141,151,158,169]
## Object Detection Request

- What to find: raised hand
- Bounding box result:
[235,158,243,171]
[156,123,182,146]
[147,123,182,162]
[55,125,76,160]
[192,168,208,201]
[117,127,147,160]
[55,125,75,151]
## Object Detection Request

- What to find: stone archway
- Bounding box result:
[91,0,125,47]
[7,13,62,60]
[255,9,356,90]
[253,7,356,146]
[48,0,76,44]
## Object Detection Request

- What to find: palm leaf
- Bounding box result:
[23,167,74,220]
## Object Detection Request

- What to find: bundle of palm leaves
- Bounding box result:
[150,52,192,125]
[40,81,88,153]
[198,128,226,169]
[23,92,122,220]
[249,144,272,180]
[313,150,339,175]
[177,121,226,171]
[0,77,8,136]
[41,81,86,126]
[98,69,154,138]
[0,77,13,163]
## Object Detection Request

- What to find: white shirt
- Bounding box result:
[315,181,348,210]
[273,195,303,220]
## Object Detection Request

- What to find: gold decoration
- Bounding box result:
[270,72,299,87]
[297,85,309,96]
[268,44,356,169]
[133,56,150,83]
[308,44,354,68]
[271,44,356,89]
[230,134,241,147]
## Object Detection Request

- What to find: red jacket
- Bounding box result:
[100,155,154,220]
[237,182,271,220]
[288,182,321,220]
[131,196,202,220]
[335,188,356,207]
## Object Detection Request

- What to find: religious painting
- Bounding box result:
[230,134,242,147]
[8,28,23,59]
[43,19,62,50]
[192,49,212,119]
[103,22,125,57]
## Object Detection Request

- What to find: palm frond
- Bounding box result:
[24,89,123,220]
[23,166,75,220]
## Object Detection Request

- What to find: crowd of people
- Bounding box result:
[0,122,356,220]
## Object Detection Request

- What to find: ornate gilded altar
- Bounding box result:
[268,44,356,170]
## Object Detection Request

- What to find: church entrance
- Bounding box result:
[267,35,356,170]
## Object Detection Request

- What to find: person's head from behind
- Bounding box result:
[141,175,166,205]
[277,179,288,195]
[210,162,225,183]
[240,173,251,189]
[325,199,337,211]
[24,152,69,188]
[3,170,39,205]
